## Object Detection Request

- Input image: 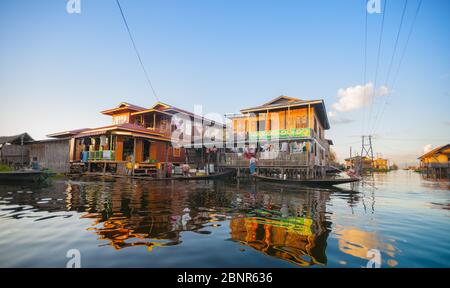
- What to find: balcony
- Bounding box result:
[422,163,449,168]
[221,152,309,167]
[82,150,116,161]
[248,128,313,142]
[145,127,171,137]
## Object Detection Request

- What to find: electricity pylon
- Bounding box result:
[359,135,374,175]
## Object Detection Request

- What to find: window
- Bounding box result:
[295,116,307,128]
[173,147,181,157]
[113,114,129,125]
[250,121,257,132]
[258,120,266,131]
[160,119,168,131]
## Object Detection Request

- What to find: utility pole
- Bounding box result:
[359,135,374,175]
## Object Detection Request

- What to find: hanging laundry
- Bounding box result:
[100,135,107,146]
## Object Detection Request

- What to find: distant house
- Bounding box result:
[418,144,450,179]
[0,133,34,168]
[28,138,71,173]
[373,158,389,170]
[344,156,372,170]
[0,133,69,173]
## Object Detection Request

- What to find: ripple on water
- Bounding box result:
[0,171,449,267]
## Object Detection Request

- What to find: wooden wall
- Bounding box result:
[0,144,30,165]
[28,140,70,173]
[232,107,319,133]
[150,141,186,163]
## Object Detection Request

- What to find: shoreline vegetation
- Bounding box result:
[0,164,13,172]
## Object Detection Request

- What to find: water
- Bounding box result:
[0,170,449,268]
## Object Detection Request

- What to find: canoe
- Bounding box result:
[254,174,360,187]
[0,171,52,183]
[174,169,234,180]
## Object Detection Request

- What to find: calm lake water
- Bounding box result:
[0,170,449,268]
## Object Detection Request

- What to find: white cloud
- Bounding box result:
[332,82,389,112]
[327,111,354,125]
[423,144,433,154]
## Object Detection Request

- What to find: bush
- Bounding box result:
[0,164,13,172]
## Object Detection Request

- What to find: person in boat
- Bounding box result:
[31,157,39,171]
[249,155,257,176]
[347,168,357,178]
[182,163,190,177]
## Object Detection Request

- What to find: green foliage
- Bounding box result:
[0,164,13,172]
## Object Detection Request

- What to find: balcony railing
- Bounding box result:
[221,152,309,167]
[422,163,450,168]
[145,127,171,137]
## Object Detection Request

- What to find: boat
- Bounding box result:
[254,174,360,187]
[174,169,234,180]
[0,170,53,183]
[88,169,235,181]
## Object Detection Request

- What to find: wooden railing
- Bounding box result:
[422,163,450,168]
[220,152,309,167]
[86,150,115,161]
[145,127,171,137]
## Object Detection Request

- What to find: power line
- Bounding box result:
[390,0,423,89]
[371,0,422,135]
[384,0,408,88]
[371,0,408,135]
[115,0,159,102]
[361,0,369,136]
[366,0,388,135]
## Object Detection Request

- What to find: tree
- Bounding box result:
[390,163,399,170]
[329,149,337,164]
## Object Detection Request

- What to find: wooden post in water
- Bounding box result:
[132,138,136,176]
[165,142,169,177]
[20,134,24,168]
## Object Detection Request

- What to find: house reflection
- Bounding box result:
[1,177,336,267]
[228,184,332,267]
[336,226,398,267]
[67,179,202,250]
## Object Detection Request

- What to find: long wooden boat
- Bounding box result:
[254,174,360,187]
[174,169,234,180]
[0,170,52,183]
[79,170,234,181]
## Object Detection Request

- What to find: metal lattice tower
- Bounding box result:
[359,135,374,175]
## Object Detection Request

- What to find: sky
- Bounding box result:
[0,0,449,166]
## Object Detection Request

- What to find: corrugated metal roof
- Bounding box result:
[0,133,34,145]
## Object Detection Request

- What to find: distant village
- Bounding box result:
[0,96,449,180]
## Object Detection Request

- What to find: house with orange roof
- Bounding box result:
[418,144,450,179]
[48,102,223,176]
[221,95,332,179]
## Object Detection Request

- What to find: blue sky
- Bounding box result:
[0,0,449,165]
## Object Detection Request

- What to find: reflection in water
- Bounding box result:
[229,185,331,266]
[0,171,449,267]
[336,227,398,267]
